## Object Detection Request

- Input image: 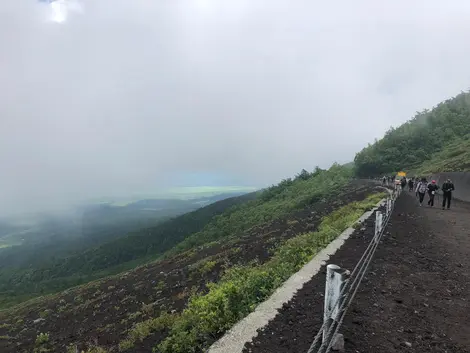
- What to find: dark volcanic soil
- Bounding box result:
[0,182,383,353]
[243,191,470,353]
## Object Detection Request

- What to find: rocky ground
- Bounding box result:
[243,190,470,353]
[0,183,382,353]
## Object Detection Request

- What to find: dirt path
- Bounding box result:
[244,191,470,353]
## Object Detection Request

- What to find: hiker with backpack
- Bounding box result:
[427,180,439,207]
[441,178,455,210]
[415,177,427,206]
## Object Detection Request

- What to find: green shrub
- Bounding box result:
[119,313,177,351]
[35,332,50,345]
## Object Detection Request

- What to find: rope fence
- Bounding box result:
[306,186,400,353]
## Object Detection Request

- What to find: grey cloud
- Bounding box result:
[2,0,470,216]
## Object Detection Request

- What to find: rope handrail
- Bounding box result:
[306,186,399,353]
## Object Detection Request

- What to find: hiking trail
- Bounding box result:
[243,191,470,353]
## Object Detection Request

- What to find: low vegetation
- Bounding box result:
[411,137,470,174]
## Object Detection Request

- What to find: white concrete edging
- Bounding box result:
[207,198,386,353]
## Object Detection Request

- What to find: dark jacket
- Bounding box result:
[427,184,439,194]
[442,182,455,194]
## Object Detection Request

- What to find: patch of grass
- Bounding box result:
[35,332,50,345]
[199,260,217,274]
[39,309,51,318]
[58,303,72,313]
[118,313,177,351]
[141,302,155,316]
[66,344,77,353]
[286,219,299,226]
[83,346,108,353]
[128,311,142,320]
[34,332,51,353]
[155,280,165,291]
[155,193,384,353]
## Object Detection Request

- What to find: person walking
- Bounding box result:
[401,177,407,191]
[441,178,455,210]
[408,178,414,192]
[415,177,427,206]
[427,180,439,207]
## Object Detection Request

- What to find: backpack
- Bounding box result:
[418,183,426,194]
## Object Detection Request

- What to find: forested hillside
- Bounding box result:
[354,92,470,176]
[0,193,248,269]
[0,192,258,308]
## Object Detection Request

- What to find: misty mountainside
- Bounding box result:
[0,192,247,264]
[0,165,383,353]
[0,191,258,308]
[354,91,470,176]
[0,167,354,310]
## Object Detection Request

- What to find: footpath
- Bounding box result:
[243,191,470,353]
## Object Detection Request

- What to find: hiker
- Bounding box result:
[400,177,407,190]
[408,178,414,192]
[415,177,427,206]
[382,176,387,185]
[441,178,455,210]
[427,180,439,207]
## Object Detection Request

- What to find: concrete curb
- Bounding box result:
[207,199,386,353]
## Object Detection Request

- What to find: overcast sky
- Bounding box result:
[1,0,470,216]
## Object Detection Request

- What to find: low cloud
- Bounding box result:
[2,0,470,216]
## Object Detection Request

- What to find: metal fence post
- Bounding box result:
[374,211,383,242]
[323,264,350,343]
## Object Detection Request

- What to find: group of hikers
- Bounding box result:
[382,175,456,209]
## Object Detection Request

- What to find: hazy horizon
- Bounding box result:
[2,0,470,217]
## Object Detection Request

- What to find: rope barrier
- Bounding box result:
[306,186,400,353]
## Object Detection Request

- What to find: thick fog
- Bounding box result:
[2,0,470,216]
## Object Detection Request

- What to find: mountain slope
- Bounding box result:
[0,168,384,353]
[0,166,351,309]
[354,91,470,176]
[411,137,470,174]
